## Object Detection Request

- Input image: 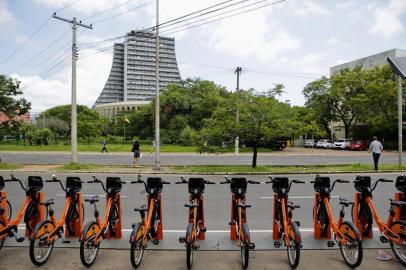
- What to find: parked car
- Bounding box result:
[316,139,334,149]
[350,140,368,151]
[305,139,316,148]
[333,139,350,150]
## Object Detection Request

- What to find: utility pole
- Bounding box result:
[398,75,403,166]
[52,13,92,163]
[154,0,161,170]
[235,67,242,154]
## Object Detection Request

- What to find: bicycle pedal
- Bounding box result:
[249,243,255,250]
[274,241,281,248]
[295,221,301,227]
[16,237,25,243]
[192,243,200,250]
[179,237,186,243]
[327,240,335,247]
[379,236,389,243]
[201,227,207,233]
[152,239,159,245]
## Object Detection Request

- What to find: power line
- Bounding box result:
[91,1,153,25]
[163,0,287,36]
[55,0,82,13]
[0,16,52,68]
[82,0,151,21]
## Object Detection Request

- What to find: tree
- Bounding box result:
[267,83,285,98]
[0,75,31,134]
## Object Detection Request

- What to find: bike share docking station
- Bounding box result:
[25,177,46,237]
[394,176,406,222]
[353,192,373,239]
[106,180,123,239]
[65,177,84,238]
[313,193,331,239]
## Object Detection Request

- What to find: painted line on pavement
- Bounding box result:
[260,196,339,199]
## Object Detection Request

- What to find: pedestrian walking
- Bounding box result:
[150,139,156,154]
[132,140,141,165]
[101,141,107,153]
[369,136,383,172]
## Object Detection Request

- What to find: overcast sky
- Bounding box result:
[1,0,405,113]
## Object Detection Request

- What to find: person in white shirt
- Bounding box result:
[369,136,383,172]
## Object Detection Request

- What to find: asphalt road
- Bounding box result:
[1,150,405,165]
[0,172,403,251]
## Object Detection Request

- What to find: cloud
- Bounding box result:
[14,47,112,112]
[291,51,329,75]
[205,9,300,63]
[0,0,14,27]
[326,37,339,45]
[293,1,329,17]
[370,0,406,38]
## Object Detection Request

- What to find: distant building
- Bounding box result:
[329,48,406,139]
[0,112,30,125]
[93,30,182,119]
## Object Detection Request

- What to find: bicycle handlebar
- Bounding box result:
[248,180,260,184]
[205,181,216,185]
[292,180,305,184]
[220,181,229,184]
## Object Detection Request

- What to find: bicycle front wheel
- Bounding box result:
[389,220,406,266]
[186,223,194,269]
[338,221,363,268]
[240,243,249,269]
[0,221,5,250]
[287,222,301,268]
[29,220,55,266]
[80,222,100,267]
[130,222,145,268]
[6,200,12,221]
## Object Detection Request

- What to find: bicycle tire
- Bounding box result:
[186,223,194,269]
[29,220,55,266]
[287,222,301,268]
[108,203,120,237]
[80,221,100,267]
[0,220,4,250]
[338,221,363,268]
[65,203,85,235]
[241,224,250,269]
[351,203,372,237]
[389,220,406,266]
[130,222,145,268]
[316,202,329,237]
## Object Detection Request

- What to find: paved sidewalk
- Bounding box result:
[0,247,403,270]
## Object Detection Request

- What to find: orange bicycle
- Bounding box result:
[312,175,363,268]
[352,175,406,265]
[29,175,84,265]
[221,175,258,269]
[0,176,13,225]
[0,173,46,250]
[176,176,215,269]
[266,176,304,268]
[80,175,125,267]
[130,175,170,268]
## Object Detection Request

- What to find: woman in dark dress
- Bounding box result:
[132,141,141,165]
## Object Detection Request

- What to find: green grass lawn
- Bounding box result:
[0,143,271,153]
[0,163,23,170]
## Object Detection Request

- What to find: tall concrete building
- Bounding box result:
[94,30,182,118]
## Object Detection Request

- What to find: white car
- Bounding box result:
[316,139,334,149]
[305,139,316,148]
[333,139,350,150]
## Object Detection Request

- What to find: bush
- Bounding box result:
[178,126,202,146]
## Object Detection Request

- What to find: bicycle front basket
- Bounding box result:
[106,177,122,194]
[396,176,406,193]
[354,176,371,193]
[66,176,82,194]
[146,177,163,194]
[230,178,247,194]
[272,177,289,194]
[0,176,4,191]
[188,178,205,195]
[314,176,330,194]
[27,176,43,193]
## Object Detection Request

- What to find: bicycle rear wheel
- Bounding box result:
[351,203,372,237]
[29,220,55,266]
[338,221,363,268]
[80,221,100,267]
[130,222,145,268]
[389,220,406,266]
[0,221,4,250]
[6,200,12,221]
[287,222,301,268]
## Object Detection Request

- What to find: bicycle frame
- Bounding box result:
[93,195,117,244]
[139,196,156,246]
[360,196,403,245]
[235,197,248,245]
[274,195,291,244]
[0,197,35,238]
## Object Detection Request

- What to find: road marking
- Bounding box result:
[55,194,128,198]
[260,196,339,199]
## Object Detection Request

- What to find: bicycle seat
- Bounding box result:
[237,203,251,209]
[85,196,99,204]
[390,199,406,207]
[287,201,300,209]
[184,203,199,208]
[43,198,54,207]
[134,206,148,212]
[339,198,353,207]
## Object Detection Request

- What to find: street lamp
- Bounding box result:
[387,56,406,166]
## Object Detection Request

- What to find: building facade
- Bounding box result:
[93,30,182,119]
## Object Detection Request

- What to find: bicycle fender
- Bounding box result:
[242,223,250,244]
[80,221,99,242]
[130,222,143,244]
